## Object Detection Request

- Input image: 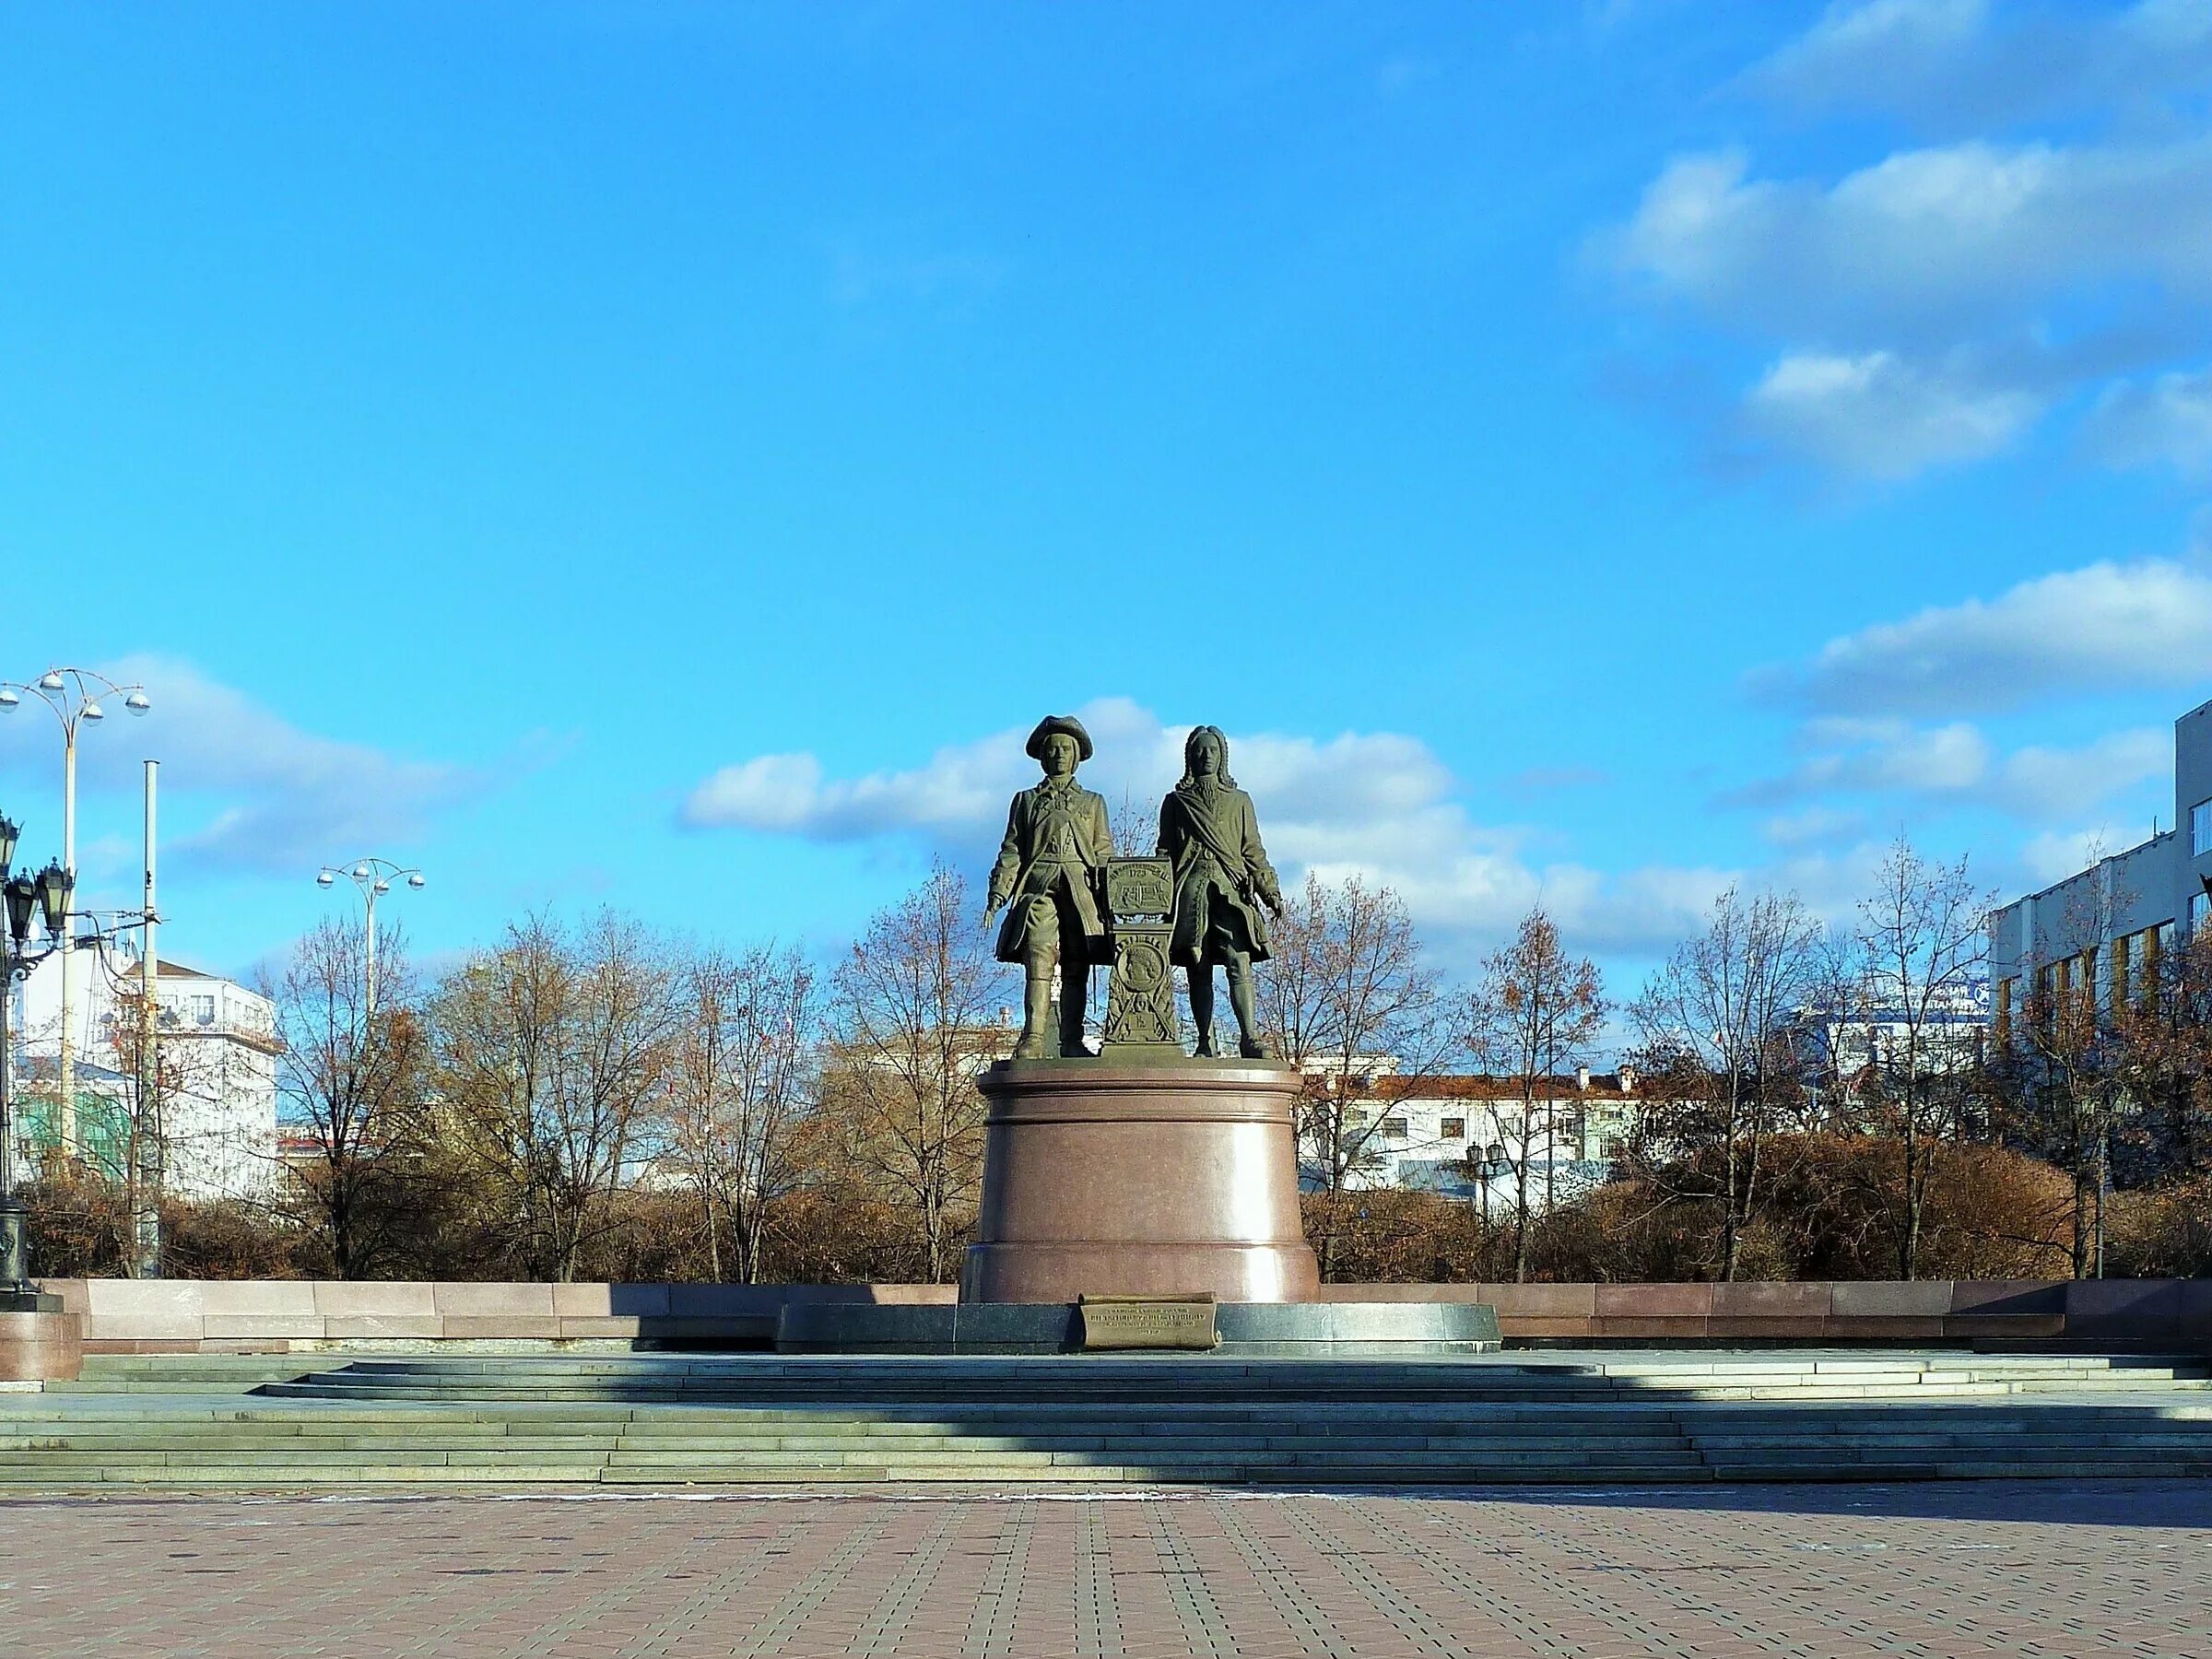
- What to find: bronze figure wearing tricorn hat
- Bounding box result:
[984,714,1114,1058]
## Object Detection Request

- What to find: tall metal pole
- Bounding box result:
[133,761,160,1280]
[364,880,379,1023]
[318,859,422,1023]
[57,728,76,1159]
[0,894,18,1291]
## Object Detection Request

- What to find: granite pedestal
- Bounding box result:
[958,1058,1322,1305]
[0,1290,82,1383]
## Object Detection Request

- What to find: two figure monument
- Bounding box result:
[982,713,1284,1062]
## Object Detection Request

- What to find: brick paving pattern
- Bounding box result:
[4,1481,2209,1657]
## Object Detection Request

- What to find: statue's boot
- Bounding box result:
[1012,969,1054,1060]
[1057,962,1088,1057]
[1229,962,1267,1060]
[1188,967,1218,1056]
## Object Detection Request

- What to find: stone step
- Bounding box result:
[0,1430,1699,1455]
[1699,1458,2210,1482]
[255,1381,1625,1404]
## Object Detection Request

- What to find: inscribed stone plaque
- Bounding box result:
[1104,856,1174,921]
[1078,1294,1219,1351]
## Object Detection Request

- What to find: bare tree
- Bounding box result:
[1256,873,1450,1275]
[1837,840,1992,1279]
[1992,872,2135,1277]
[826,863,1008,1282]
[1630,887,1824,1280]
[2114,931,2212,1187]
[430,910,682,1281]
[265,917,432,1277]
[1462,907,1607,1282]
[82,976,204,1279]
[661,942,819,1283]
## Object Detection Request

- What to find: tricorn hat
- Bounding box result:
[1025,713,1094,762]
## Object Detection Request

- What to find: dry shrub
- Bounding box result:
[760,1181,973,1284]
[1586,1135,2075,1282]
[1302,1190,1483,1283]
[25,1174,305,1279]
[163,1198,301,1279]
[2108,1179,2212,1277]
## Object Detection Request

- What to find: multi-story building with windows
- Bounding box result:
[9,947,280,1201]
[1987,698,2212,1031]
[1298,1066,1645,1209]
[1777,984,1989,1116]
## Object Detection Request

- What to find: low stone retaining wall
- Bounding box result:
[1322,1280,2212,1346]
[29,1277,2212,1354]
[30,1281,956,1355]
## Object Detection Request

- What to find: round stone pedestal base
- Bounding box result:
[959,1059,1322,1305]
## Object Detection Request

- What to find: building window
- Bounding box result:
[191,994,216,1025]
[2194,798,2212,855]
[1440,1117,1465,1140]
[2193,891,2211,940]
[1380,1117,1408,1139]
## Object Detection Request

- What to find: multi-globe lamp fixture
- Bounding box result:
[316,857,427,1018]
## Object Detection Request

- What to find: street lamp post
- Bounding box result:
[0,812,76,1296]
[316,859,426,1018]
[1473,1141,1509,1233]
[1,667,151,1158]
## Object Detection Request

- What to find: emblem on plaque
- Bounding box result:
[1100,855,1182,1054]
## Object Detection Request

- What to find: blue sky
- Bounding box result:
[4,1,2211,995]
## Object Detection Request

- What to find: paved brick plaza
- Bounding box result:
[6,1481,2208,1658]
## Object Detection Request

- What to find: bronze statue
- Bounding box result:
[1158,725,1283,1058]
[984,715,1114,1059]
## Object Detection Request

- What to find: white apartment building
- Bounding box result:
[9,947,279,1201]
[1299,1066,1646,1211]
[1778,983,1990,1093]
[1987,697,2212,1030]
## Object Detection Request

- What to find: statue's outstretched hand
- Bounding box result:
[983,899,1004,931]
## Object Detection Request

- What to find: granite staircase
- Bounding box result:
[5,1350,2210,1488]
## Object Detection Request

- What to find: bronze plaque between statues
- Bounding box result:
[1078,1293,1220,1351]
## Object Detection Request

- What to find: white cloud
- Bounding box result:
[1760,805,1868,848]
[1744,0,1990,112]
[1753,558,2212,715]
[685,698,1723,956]
[0,654,478,877]
[1733,720,1988,801]
[1608,138,2212,344]
[1741,0,2212,125]
[1730,717,2167,828]
[1743,348,2042,477]
[2019,826,2127,888]
[1993,728,2169,820]
[2086,363,2212,480]
[1597,54,2212,479]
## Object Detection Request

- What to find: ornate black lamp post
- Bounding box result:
[0,811,74,1296]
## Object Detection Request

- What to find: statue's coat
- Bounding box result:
[987,778,1112,964]
[1159,782,1279,967]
